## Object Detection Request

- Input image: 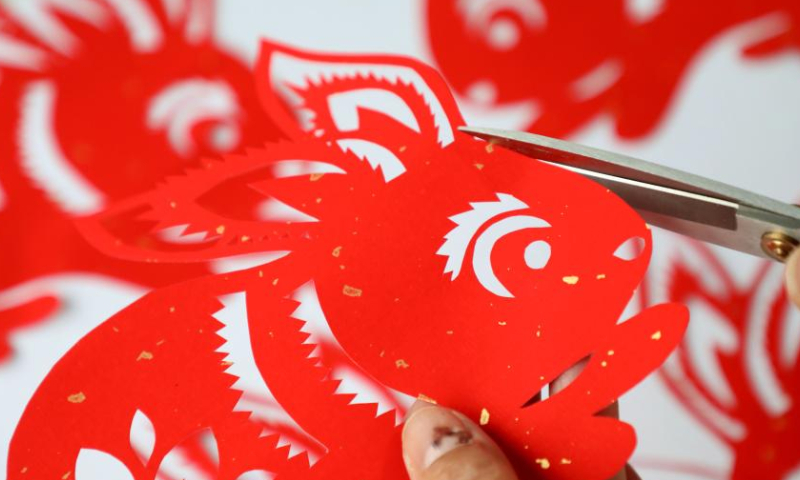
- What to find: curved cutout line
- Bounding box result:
[780,302,800,368]
[236,470,276,480]
[44,0,108,26]
[19,81,105,214]
[156,429,217,479]
[624,0,666,24]
[331,366,398,420]
[458,0,547,33]
[183,0,214,43]
[336,139,406,182]
[271,160,347,178]
[130,409,156,464]
[570,59,623,102]
[161,0,186,23]
[438,193,529,279]
[613,236,646,261]
[199,428,220,467]
[257,197,319,223]
[661,355,747,441]
[472,214,550,298]
[157,224,217,245]
[103,0,163,53]
[328,88,421,134]
[746,263,791,415]
[683,298,740,408]
[730,11,794,51]
[214,292,320,463]
[0,32,49,71]
[147,79,241,157]
[75,449,134,480]
[211,251,290,275]
[0,1,78,56]
[291,281,409,425]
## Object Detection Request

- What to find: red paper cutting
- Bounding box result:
[10,41,688,480]
[426,0,800,138]
[0,294,59,362]
[640,240,800,479]
[0,0,283,360]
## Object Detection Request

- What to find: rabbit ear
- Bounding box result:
[255,40,466,182]
[74,142,345,264]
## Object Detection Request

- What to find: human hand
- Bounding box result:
[401,361,641,480]
[401,247,800,480]
[786,248,800,309]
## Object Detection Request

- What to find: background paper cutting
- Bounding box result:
[1,1,799,479]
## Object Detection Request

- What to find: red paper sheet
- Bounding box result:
[9,41,687,480]
[641,239,800,480]
[426,0,800,138]
[0,0,282,359]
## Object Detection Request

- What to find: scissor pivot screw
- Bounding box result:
[761,232,799,262]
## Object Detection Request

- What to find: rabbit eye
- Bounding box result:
[460,0,547,50]
[524,240,551,269]
[206,121,241,152]
[613,236,646,261]
[487,16,522,50]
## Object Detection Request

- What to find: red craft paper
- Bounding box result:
[641,240,800,479]
[426,0,800,138]
[0,294,59,362]
[10,41,688,480]
[0,0,282,360]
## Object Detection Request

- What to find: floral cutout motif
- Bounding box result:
[426,0,800,138]
[641,239,800,479]
[75,409,274,480]
[10,41,688,480]
[0,0,283,363]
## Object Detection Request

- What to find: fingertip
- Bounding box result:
[405,398,439,419]
[402,402,473,478]
[402,403,518,480]
[785,247,800,309]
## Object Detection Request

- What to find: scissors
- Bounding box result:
[459,126,800,263]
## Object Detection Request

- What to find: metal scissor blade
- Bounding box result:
[459,126,800,261]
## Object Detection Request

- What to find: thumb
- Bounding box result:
[402,401,519,480]
[786,247,800,309]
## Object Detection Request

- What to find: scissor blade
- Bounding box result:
[546,162,753,256]
[459,126,800,260]
[459,126,799,216]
